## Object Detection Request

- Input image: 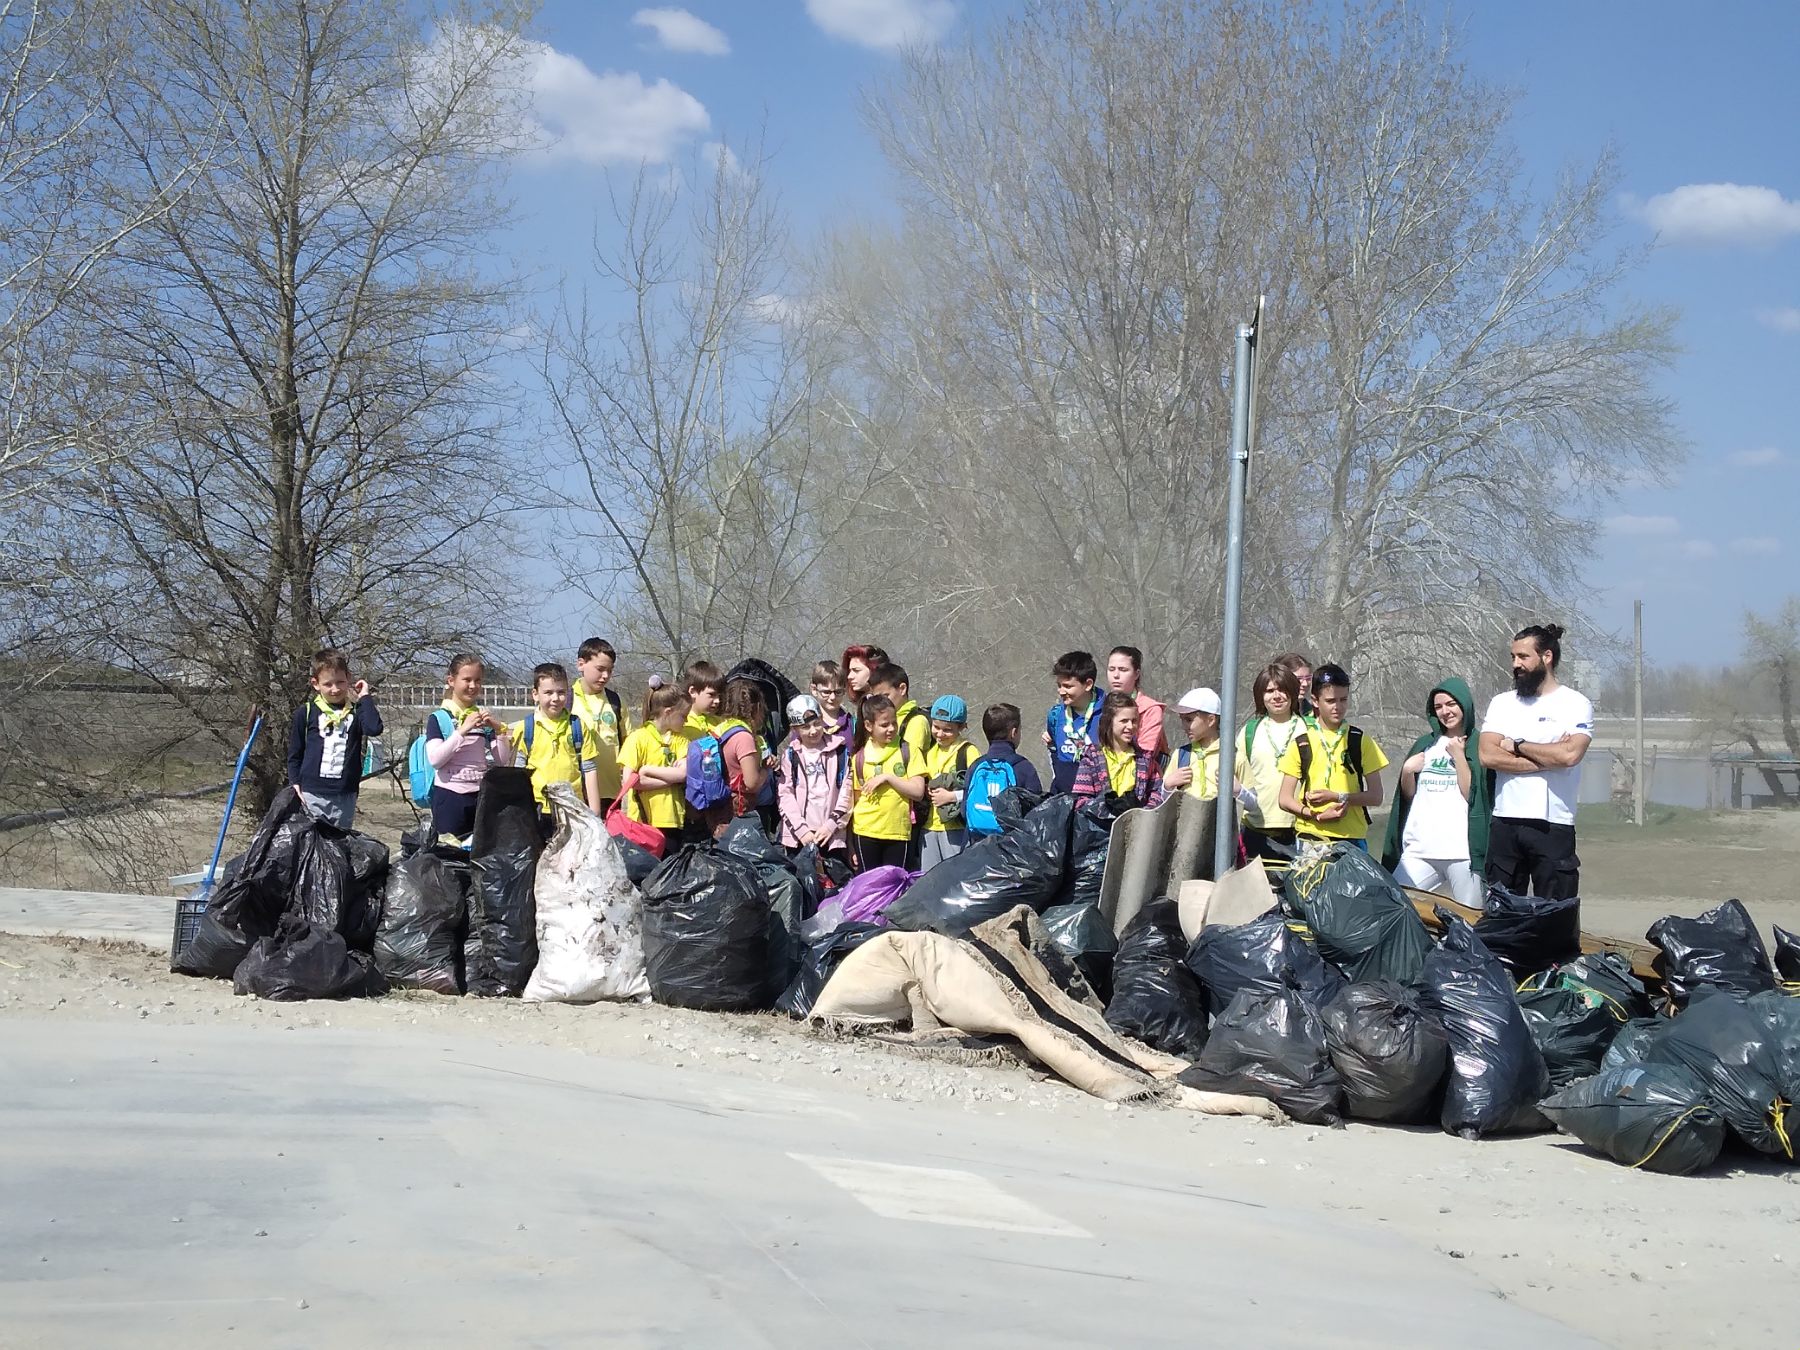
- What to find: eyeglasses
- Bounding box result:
[1312,671,1349,689]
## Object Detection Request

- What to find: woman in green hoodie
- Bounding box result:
[1379,677,1493,907]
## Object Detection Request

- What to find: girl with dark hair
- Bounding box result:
[718,677,773,834]
[847,693,926,870]
[1070,692,1166,808]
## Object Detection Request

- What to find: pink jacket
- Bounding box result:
[424,707,514,794]
[774,733,851,850]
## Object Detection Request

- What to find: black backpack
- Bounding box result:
[1294,724,1368,823]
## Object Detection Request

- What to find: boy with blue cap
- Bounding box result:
[920,694,978,870]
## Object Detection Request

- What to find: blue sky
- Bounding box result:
[501,0,1799,669]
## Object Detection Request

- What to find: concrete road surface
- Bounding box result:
[0,1021,1604,1349]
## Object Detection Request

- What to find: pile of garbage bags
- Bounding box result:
[169,781,1797,1178]
[175,774,649,1005]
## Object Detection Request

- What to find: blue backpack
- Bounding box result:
[406,709,457,806]
[686,725,747,811]
[963,755,1018,836]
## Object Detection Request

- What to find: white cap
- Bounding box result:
[1176,686,1222,715]
[785,693,823,723]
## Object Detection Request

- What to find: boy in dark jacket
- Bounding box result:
[287,648,383,828]
[962,702,1045,836]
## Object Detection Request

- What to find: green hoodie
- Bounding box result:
[1379,676,1494,876]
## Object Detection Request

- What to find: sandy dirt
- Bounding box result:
[2,931,1796,1350]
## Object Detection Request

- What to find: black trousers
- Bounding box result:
[1486,817,1580,899]
[853,833,909,872]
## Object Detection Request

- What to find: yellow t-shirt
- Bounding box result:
[851,740,920,841]
[894,700,932,763]
[1239,716,1305,828]
[1102,747,1138,796]
[507,712,598,810]
[1177,740,1221,801]
[1276,723,1389,841]
[618,725,688,830]
[571,683,627,800]
[923,739,977,832]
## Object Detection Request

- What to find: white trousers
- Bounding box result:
[1394,853,1484,908]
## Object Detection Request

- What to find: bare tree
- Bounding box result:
[813,0,1680,713]
[55,0,535,809]
[542,143,891,676]
[1718,600,1800,805]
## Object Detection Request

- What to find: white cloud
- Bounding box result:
[1727,446,1785,468]
[1625,183,1800,246]
[523,44,709,165]
[632,8,730,56]
[1604,513,1681,537]
[700,140,744,180]
[805,0,956,50]
[1730,536,1783,557]
[1679,539,1718,560]
[1756,306,1800,334]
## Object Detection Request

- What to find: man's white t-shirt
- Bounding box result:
[1401,736,1469,859]
[1482,686,1594,826]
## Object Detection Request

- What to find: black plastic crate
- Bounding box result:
[170,889,211,968]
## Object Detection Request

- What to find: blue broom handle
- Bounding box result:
[205,714,263,887]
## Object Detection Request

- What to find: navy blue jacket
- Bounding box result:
[288,695,383,795]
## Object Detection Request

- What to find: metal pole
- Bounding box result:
[1213,317,1256,879]
[1633,599,1645,827]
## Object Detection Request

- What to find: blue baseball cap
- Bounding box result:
[929,695,968,724]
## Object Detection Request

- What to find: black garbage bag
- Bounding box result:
[792,844,826,917]
[1186,908,1345,1019]
[992,785,1045,834]
[1473,886,1580,977]
[640,845,781,1011]
[1517,986,1622,1088]
[1420,913,1552,1138]
[1289,844,1432,985]
[1321,981,1449,1123]
[1104,899,1210,1060]
[615,837,658,886]
[1521,951,1653,1024]
[173,788,312,977]
[233,915,388,1001]
[1636,986,1792,1158]
[1774,926,1800,983]
[1180,978,1345,1124]
[289,827,389,953]
[1749,989,1800,1104]
[1540,1063,1727,1175]
[1057,798,1116,911]
[465,768,542,998]
[717,818,804,991]
[1647,899,1777,1008]
[724,658,802,744]
[774,922,886,1018]
[884,794,1078,935]
[1041,902,1118,1005]
[1600,1016,1671,1074]
[375,849,469,994]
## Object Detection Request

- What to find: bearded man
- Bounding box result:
[1477,623,1593,899]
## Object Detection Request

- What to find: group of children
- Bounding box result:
[284,637,1398,880]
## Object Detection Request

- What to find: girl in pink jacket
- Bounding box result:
[774,694,852,865]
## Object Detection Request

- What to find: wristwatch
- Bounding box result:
[1508,737,1522,756]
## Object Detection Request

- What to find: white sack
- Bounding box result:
[524,783,651,1002]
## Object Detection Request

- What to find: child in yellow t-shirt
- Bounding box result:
[1277,662,1388,847]
[921,695,978,871]
[618,678,691,851]
[848,694,926,872]
[508,662,602,834]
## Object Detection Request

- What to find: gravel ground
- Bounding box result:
[3,931,1798,1349]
